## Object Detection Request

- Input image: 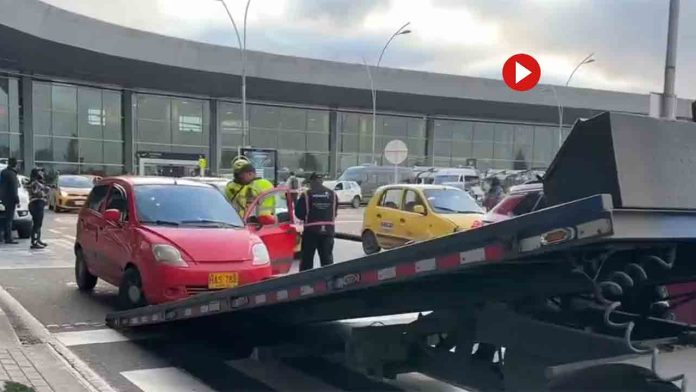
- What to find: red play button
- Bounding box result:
[502,53,541,91]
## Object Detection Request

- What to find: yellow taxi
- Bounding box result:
[361,184,483,254]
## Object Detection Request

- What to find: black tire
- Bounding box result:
[351,196,361,209]
[16,222,32,239]
[119,267,147,309]
[362,230,380,255]
[75,248,97,291]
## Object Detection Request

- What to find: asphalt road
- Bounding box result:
[0,209,464,392]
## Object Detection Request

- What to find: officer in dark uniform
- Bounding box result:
[294,172,338,271]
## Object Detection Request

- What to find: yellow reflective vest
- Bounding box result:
[225,178,275,218]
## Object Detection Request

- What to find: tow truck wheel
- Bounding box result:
[362,230,380,255]
[351,196,361,209]
[75,249,97,291]
[549,364,680,391]
[119,267,147,309]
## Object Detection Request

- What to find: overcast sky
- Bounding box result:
[42,0,696,98]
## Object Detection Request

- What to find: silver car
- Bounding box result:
[0,174,33,239]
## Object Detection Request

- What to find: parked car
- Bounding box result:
[338,165,413,201]
[0,174,32,239]
[49,175,94,212]
[482,181,696,325]
[323,180,362,208]
[361,184,483,254]
[74,177,274,308]
[181,176,230,193]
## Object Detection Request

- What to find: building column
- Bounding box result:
[209,99,220,176]
[20,77,34,175]
[328,109,338,178]
[123,91,135,174]
[425,116,435,166]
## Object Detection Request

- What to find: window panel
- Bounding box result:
[407,118,426,139]
[137,95,170,120]
[0,133,8,158]
[173,99,203,134]
[452,140,473,158]
[279,107,305,131]
[250,128,277,148]
[297,152,328,173]
[473,123,494,160]
[340,113,359,134]
[278,129,306,151]
[434,140,451,157]
[339,132,359,153]
[79,139,103,164]
[306,132,328,152]
[53,137,79,162]
[220,149,239,169]
[0,78,7,105]
[533,126,557,164]
[494,124,514,161]
[10,134,20,159]
[221,131,243,147]
[103,91,123,141]
[137,142,170,153]
[307,110,328,133]
[32,83,52,111]
[137,119,171,144]
[434,120,453,139]
[250,105,280,130]
[452,121,474,142]
[33,110,51,135]
[52,111,78,137]
[52,85,77,113]
[34,137,52,161]
[407,138,426,156]
[382,116,407,138]
[338,154,358,173]
[103,141,123,165]
[219,102,242,133]
[0,105,8,132]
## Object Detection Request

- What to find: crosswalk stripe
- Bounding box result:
[226,359,342,392]
[55,328,159,347]
[121,367,216,392]
[385,372,469,391]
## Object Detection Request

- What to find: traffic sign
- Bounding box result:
[502,53,541,92]
[384,139,408,165]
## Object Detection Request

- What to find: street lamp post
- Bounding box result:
[556,53,595,147]
[217,0,252,147]
[366,22,411,165]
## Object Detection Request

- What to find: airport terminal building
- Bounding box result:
[0,0,693,179]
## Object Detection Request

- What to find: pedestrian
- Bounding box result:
[294,172,338,271]
[0,157,20,244]
[483,177,504,211]
[285,171,300,203]
[27,168,50,249]
[225,156,275,220]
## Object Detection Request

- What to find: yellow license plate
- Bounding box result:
[208,272,239,289]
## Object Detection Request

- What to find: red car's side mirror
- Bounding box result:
[103,209,121,223]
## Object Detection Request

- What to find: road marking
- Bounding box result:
[0,265,72,270]
[121,367,216,392]
[226,359,341,392]
[54,328,158,347]
[386,372,468,391]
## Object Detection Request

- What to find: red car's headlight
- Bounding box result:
[252,243,270,266]
[152,244,189,267]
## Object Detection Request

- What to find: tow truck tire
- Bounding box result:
[549,364,680,391]
[119,267,147,309]
[362,230,380,255]
[16,222,32,239]
[351,196,361,209]
[75,249,97,292]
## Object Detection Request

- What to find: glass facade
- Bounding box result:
[218,102,330,174]
[0,77,20,162]
[337,112,427,173]
[433,118,569,170]
[135,93,209,157]
[33,82,124,177]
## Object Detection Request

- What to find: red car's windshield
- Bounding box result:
[134,185,243,228]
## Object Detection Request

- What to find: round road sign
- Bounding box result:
[384,139,408,165]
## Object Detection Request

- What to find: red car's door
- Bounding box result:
[96,183,133,285]
[245,187,298,274]
[78,183,111,277]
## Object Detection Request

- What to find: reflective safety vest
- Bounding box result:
[225,178,275,218]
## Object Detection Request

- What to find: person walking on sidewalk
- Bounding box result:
[0,157,20,244]
[294,172,338,271]
[27,168,49,249]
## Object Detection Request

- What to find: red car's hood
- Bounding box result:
[141,226,254,263]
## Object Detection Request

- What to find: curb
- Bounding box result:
[0,286,116,392]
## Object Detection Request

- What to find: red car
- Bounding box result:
[74,177,274,308]
[483,182,696,325]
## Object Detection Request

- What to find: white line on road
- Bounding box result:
[0,265,72,270]
[226,359,341,392]
[54,328,159,347]
[121,367,216,392]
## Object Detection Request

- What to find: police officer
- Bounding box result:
[225,156,275,219]
[294,172,338,271]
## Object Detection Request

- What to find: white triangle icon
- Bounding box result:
[515,62,532,84]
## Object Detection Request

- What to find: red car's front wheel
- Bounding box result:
[119,267,148,309]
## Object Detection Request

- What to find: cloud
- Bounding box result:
[39,0,696,99]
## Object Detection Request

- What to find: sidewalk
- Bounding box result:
[0,287,110,392]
